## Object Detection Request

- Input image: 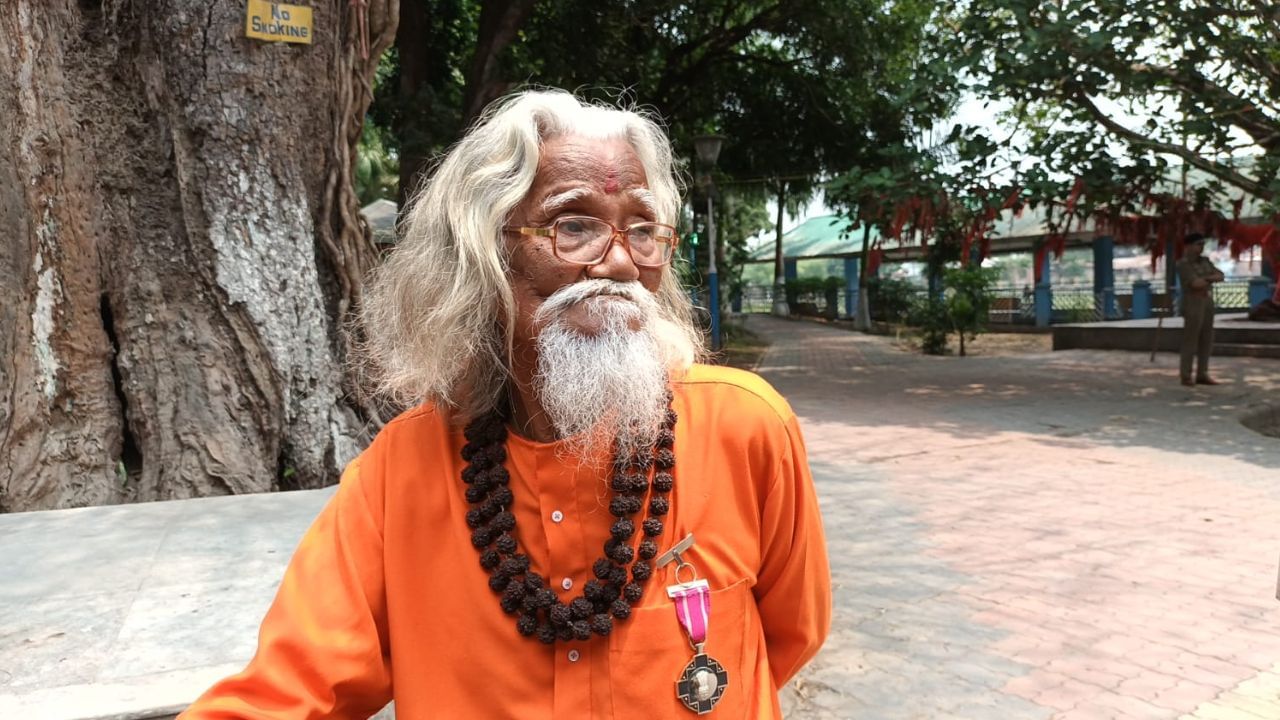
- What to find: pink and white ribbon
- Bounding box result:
[667,579,711,646]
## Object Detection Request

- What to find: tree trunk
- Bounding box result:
[460,0,537,127]
[856,224,872,330]
[771,180,789,317]
[394,0,441,206]
[0,0,398,512]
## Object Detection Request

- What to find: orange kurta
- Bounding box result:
[181,364,831,719]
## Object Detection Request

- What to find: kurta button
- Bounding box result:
[561,577,573,590]
[568,649,580,662]
[551,510,564,523]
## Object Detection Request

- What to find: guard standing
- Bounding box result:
[1176,233,1225,386]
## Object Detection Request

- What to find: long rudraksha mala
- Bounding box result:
[461,400,678,643]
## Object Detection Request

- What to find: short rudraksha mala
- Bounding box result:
[461,400,677,643]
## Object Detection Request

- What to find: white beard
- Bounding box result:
[533,279,681,461]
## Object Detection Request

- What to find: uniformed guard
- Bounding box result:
[1175,233,1225,386]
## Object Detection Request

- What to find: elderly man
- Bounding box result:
[181,90,830,718]
[1176,233,1225,386]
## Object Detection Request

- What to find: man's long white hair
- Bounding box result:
[359,89,704,421]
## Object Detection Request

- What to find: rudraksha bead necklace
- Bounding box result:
[461,401,677,643]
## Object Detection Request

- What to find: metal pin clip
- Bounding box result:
[656,533,696,569]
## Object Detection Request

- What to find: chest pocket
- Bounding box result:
[609,579,752,718]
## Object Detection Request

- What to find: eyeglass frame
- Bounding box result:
[502,215,681,268]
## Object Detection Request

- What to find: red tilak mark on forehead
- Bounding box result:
[604,169,620,194]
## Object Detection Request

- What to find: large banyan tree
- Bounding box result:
[0,1,398,511]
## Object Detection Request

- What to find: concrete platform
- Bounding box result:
[0,488,337,720]
[1053,313,1280,358]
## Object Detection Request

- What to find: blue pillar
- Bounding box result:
[1035,247,1053,327]
[928,268,943,299]
[782,259,799,314]
[1132,279,1152,319]
[1249,276,1273,307]
[1092,235,1116,320]
[844,257,859,318]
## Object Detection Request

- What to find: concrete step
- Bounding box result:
[1214,342,1280,359]
[0,488,343,720]
[1213,327,1280,345]
[1053,314,1280,355]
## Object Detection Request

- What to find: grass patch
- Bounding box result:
[715,321,771,371]
[884,325,1051,356]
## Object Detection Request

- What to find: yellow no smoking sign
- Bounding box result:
[245,0,313,44]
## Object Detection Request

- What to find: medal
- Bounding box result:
[658,534,729,714]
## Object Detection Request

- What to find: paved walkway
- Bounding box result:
[750,316,1280,720]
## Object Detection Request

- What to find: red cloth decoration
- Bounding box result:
[1063,177,1084,219]
[867,246,884,276]
[1220,220,1278,261]
[1219,221,1280,302]
[1033,244,1047,284]
[1032,234,1068,284]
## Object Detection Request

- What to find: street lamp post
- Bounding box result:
[694,134,724,350]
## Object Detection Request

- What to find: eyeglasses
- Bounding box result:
[503,216,679,267]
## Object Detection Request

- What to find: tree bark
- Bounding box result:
[855,224,872,330]
[771,180,789,317]
[0,0,397,511]
[394,0,434,205]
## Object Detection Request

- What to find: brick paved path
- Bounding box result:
[748,316,1280,720]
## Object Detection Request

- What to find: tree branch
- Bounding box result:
[1069,90,1270,199]
[461,0,538,126]
[1127,61,1280,150]
[654,2,785,108]
[1243,0,1280,44]
[729,51,814,69]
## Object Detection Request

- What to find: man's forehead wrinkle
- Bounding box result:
[537,140,646,185]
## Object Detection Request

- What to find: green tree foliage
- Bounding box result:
[867,276,918,323]
[370,2,478,203]
[518,0,943,302]
[907,264,999,356]
[716,194,774,303]
[368,0,942,306]
[952,0,1280,211]
[826,123,1020,326]
[907,297,951,355]
[355,122,400,205]
[941,263,1000,356]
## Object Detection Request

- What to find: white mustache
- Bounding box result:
[534,279,656,324]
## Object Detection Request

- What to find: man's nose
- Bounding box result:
[586,234,640,282]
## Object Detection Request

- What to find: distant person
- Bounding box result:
[1176,233,1225,386]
